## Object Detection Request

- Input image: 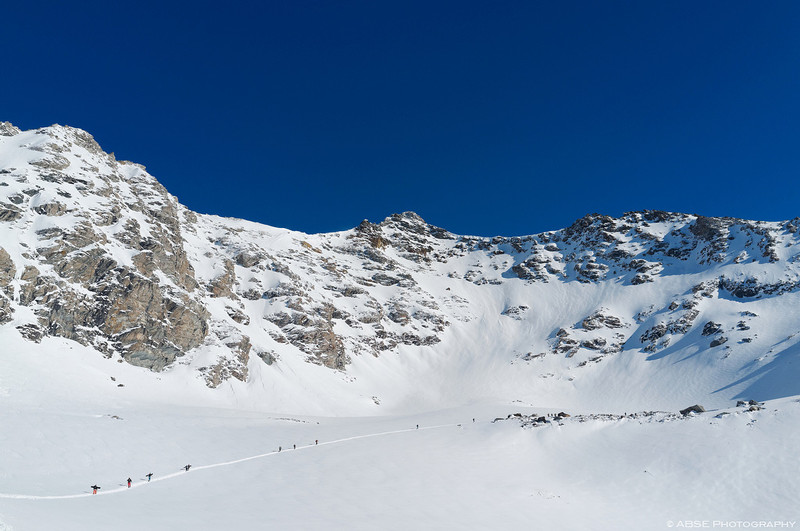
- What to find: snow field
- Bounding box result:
[1,397,798,530]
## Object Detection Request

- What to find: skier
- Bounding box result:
[315,440,318,445]
[184,464,191,472]
[293,444,296,450]
[91,485,100,495]
[146,473,153,482]
[278,446,281,452]
[127,477,132,488]
[416,424,419,429]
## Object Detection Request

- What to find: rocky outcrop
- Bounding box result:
[702,322,722,336]
[0,247,14,287]
[719,276,800,299]
[582,310,623,330]
[208,259,237,298]
[266,307,348,370]
[0,122,21,136]
[545,311,628,361]
[679,404,705,415]
[0,203,23,222]
[200,331,251,388]
[101,275,209,369]
[710,336,728,348]
[1,124,210,371]
[0,248,13,323]
[501,305,529,320]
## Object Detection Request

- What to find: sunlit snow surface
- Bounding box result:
[1,125,799,529]
[0,332,797,530]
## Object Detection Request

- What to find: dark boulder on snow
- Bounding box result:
[745,399,764,411]
[710,336,728,347]
[679,404,706,416]
[701,321,723,336]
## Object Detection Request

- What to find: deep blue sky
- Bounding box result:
[4,1,800,236]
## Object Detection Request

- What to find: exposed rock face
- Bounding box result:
[0,203,23,222]
[502,305,529,320]
[710,336,728,348]
[0,248,14,285]
[582,310,623,330]
[208,259,236,298]
[0,122,21,136]
[0,247,14,323]
[266,306,348,369]
[702,322,722,336]
[200,332,251,388]
[719,276,799,299]
[680,404,706,415]
[3,122,800,389]
[0,124,209,370]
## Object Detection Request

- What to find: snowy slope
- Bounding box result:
[2,122,800,414]
[0,122,798,529]
[0,337,797,530]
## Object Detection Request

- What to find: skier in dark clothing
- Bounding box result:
[127,478,132,488]
[315,440,318,445]
[278,446,281,452]
[184,464,191,472]
[146,473,153,482]
[91,485,100,495]
[293,444,296,450]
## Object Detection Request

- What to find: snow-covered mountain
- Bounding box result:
[1,122,799,413]
[2,122,798,531]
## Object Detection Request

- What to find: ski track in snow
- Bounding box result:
[0,423,457,500]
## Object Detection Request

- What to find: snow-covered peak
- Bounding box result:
[1,122,800,416]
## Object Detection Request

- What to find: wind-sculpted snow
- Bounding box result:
[2,122,800,411]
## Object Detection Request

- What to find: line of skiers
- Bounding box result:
[279,441,317,452]
[90,436,324,493]
[88,423,466,495]
[90,467,185,494]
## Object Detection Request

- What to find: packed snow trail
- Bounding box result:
[0,423,458,500]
